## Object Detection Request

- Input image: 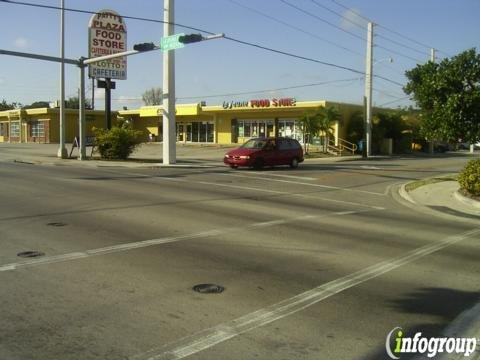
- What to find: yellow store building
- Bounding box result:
[1,99,363,148]
[118,99,363,147]
[0,107,110,144]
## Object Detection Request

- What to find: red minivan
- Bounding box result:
[224,137,304,169]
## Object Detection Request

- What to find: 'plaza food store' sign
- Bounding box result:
[88,9,127,80]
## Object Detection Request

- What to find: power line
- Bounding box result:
[227,0,363,57]
[279,0,424,63]
[376,34,430,57]
[311,0,430,57]
[0,0,217,35]
[0,0,405,88]
[329,0,450,56]
[309,0,429,61]
[279,0,366,42]
[377,96,411,107]
[375,43,425,64]
[309,0,366,29]
[177,78,363,100]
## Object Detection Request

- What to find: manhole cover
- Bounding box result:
[192,284,225,294]
[17,251,45,258]
[47,222,67,227]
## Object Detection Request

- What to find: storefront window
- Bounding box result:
[278,119,303,143]
[0,123,7,136]
[10,122,20,137]
[186,121,214,143]
[207,123,214,143]
[30,121,45,138]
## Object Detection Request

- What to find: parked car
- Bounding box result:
[224,137,304,169]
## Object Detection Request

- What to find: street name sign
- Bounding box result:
[160,34,185,51]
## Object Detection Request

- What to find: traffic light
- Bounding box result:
[133,42,156,52]
[178,34,203,44]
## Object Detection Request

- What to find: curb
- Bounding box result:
[7,158,223,169]
[398,183,416,204]
[454,190,480,209]
[412,301,480,360]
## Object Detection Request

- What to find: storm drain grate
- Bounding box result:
[47,222,67,227]
[17,251,45,258]
[192,284,225,294]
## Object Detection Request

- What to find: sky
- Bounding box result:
[0,0,479,110]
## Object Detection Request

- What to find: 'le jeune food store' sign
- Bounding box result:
[222,98,296,110]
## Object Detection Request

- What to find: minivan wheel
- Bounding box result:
[252,158,264,170]
[290,157,299,169]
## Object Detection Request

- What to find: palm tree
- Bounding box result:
[317,106,341,153]
[298,111,321,154]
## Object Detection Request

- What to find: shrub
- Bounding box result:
[458,159,480,196]
[93,124,142,160]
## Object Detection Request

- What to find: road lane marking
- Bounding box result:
[0,209,375,273]
[131,227,480,360]
[219,173,386,196]
[248,172,317,181]
[113,171,385,210]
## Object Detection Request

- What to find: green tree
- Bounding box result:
[317,106,341,153]
[298,111,321,154]
[93,119,142,160]
[65,96,92,109]
[346,110,364,145]
[142,87,163,106]
[298,106,341,154]
[23,101,50,109]
[0,99,21,111]
[404,48,480,144]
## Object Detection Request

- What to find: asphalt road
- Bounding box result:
[0,155,479,360]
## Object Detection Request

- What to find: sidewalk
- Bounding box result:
[398,177,480,220]
[398,179,480,359]
[0,142,361,168]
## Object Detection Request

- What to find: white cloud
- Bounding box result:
[14,37,30,49]
[0,77,5,85]
[340,8,365,30]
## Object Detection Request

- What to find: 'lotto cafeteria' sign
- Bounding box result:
[222,98,296,110]
[88,9,127,80]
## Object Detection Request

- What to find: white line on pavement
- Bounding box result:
[131,227,480,360]
[114,171,385,210]
[248,172,317,181]
[219,172,386,196]
[0,209,375,273]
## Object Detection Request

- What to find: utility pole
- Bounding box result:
[78,60,86,160]
[428,48,436,154]
[57,0,67,158]
[163,0,176,164]
[364,22,373,158]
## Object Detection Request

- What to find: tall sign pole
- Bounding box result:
[163,0,176,164]
[364,22,374,158]
[58,0,67,158]
[428,48,436,154]
[78,60,86,160]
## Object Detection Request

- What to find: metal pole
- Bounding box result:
[364,22,373,158]
[78,63,86,160]
[105,78,112,129]
[428,48,436,154]
[163,0,176,164]
[91,77,95,110]
[57,0,67,158]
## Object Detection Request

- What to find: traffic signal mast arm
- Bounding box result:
[178,33,225,44]
[84,33,223,65]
